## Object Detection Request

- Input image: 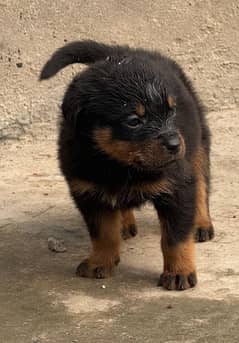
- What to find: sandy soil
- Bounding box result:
[0,109,239,342]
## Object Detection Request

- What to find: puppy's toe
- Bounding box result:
[195,226,214,243]
[121,224,138,240]
[158,271,197,291]
[76,258,118,279]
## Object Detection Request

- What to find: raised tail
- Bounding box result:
[40,40,128,80]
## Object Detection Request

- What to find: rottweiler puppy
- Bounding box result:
[40,41,214,290]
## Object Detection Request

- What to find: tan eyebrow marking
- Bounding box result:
[135,102,145,117]
[167,96,176,109]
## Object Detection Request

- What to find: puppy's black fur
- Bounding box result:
[41,41,214,290]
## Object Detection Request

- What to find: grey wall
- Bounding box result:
[0,0,238,140]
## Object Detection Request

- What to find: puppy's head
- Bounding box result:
[63,57,185,171]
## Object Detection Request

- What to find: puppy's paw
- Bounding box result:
[121,224,138,240]
[158,271,197,291]
[76,257,120,279]
[194,226,214,242]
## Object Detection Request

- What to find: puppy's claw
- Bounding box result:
[76,258,119,279]
[195,226,214,242]
[121,224,138,240]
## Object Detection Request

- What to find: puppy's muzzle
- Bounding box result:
[160,132,181,155]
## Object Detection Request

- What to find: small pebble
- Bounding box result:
[16,62,23,68]
[101,285,106,289]
[48,237,67,253]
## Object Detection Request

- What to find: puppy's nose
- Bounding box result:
[162,134,180,154]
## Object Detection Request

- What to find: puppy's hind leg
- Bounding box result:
[121,209,138,240]
[193,147,214,242]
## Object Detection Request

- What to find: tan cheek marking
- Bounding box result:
[94,128,180,168]
[94,128,140,164]
[135,102,145,116]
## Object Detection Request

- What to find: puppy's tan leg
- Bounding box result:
[193,147,214,242]
[158,216,197,290]
[76,209,122,279]
[121,209,138,240]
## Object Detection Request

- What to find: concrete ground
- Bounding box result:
[0,109,239,342]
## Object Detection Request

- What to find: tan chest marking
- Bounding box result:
[69,179,117,206]
[132,179,172,195]
[69,178,172,208]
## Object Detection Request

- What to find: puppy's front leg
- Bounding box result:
[76,204,122,279]
[159,229,196,290]
[154,187,197,290]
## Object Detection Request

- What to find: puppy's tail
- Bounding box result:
[40,40,127,80]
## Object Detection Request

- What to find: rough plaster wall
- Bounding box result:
[0,0,238,140]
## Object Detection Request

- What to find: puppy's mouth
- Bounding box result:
[132,152,182,171]
[142,158,177,168]
[94,128,185,171]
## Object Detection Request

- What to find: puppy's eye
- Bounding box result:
[125,116,142,128]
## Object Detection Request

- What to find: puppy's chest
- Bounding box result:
[69,178,172,208]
